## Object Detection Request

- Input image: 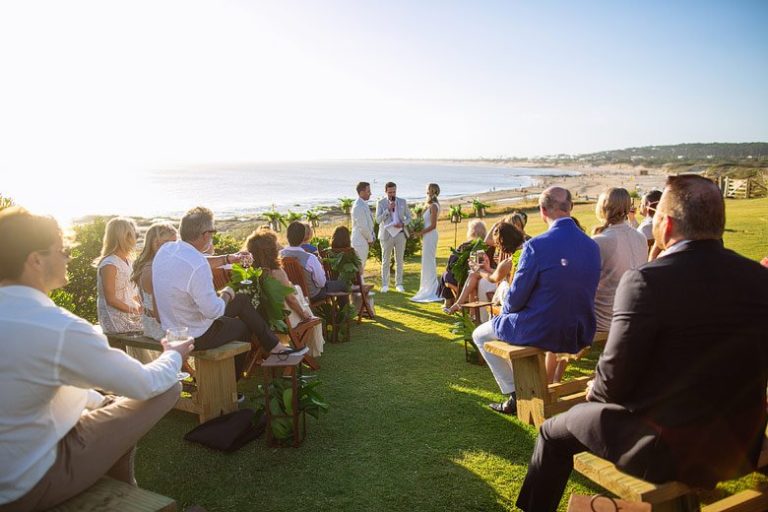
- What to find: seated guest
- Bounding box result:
[516,175,768,512]
[153,206,284,379]
[300,223,319,256]
[472,187,601,414]
[130,222,178,341]
[445,222,525,320]
[96,217,143,334]
[508,209,531,241]
[591,187,649,333]
[0,207,192,510]
[331,225,352,250]
[280,221,348,305]
[438,219,487,308]
[636,189,662,240]
[246,229,324,357]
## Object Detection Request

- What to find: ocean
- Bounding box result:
[12,160,579,225]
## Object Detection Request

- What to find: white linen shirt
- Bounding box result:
[637,216,654,240]
[153,240,225,338]
[0,285,181,504]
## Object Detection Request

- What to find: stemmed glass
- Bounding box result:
[165,327,193,380]
[239,252,254,286]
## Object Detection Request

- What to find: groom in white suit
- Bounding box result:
[375,182,411,292]
[351,181,374,274]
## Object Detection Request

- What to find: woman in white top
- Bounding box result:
[96,217,142,334]
[130,222,178,341]
[591,187,649,332]
[411,183,442,302]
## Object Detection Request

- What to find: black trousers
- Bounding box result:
[195,294,279,379]
[516,412,589,512]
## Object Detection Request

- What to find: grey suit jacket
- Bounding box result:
[375,197,412,241]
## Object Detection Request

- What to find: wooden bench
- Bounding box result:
[483,331,608,427]
[48,476,176,511]
[107,333,250,424]
[573,431,768,512]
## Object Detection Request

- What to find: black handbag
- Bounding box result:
[183,409,266,452]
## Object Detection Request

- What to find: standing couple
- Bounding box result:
[351,181,442,302]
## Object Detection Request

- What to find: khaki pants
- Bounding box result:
[0,383,181,512]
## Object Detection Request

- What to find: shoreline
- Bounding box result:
[74,162,668,236]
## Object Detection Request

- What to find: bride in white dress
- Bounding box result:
[411,183,443,303]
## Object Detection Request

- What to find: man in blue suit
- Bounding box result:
[472,187,601,414]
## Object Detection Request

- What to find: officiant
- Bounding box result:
[375,182,411,293]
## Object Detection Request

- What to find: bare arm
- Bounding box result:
[483,258,513,284]
[273,269,310,320]
[419,204,438,236]
[100,265,139,314]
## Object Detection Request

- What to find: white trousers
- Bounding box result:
[472,320,516,394]
[380,233,406,287]
[352,240,370,274]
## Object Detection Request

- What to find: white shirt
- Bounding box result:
[153,240,225,338]
[281,246,326,288]
[351,197,374,245]
[0,285,181,504]
[637,216,654,240]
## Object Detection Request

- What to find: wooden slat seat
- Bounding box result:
[48,476,176,511]
[483,332,608,426]
[107,333,249,424]
[573,432,768,512]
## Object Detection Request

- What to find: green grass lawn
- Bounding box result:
[136,197,767,511]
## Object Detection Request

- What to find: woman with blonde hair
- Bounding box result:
[246,229,324,357]
[591,187,648,332]
[96,217,143,333]
[130,222,178,340]
[411,183,442,302]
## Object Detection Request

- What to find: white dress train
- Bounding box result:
[410,205,443,302]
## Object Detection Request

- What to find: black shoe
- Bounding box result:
[489,393,517,415]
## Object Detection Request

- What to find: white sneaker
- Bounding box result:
[396,285,405,293]
[380,285,389,293]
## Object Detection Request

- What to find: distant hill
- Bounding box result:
[577,142,768,163]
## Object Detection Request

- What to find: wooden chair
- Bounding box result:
[211,266,321,374]
[322,247,375,322]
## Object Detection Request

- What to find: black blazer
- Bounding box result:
[574,239,768,487]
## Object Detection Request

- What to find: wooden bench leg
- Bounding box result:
[510,352,549,427]
[194,356,239,424]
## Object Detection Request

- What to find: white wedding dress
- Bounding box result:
[410,205,443,302]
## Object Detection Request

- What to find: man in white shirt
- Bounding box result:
[0,207,193,511]
[153,207,282,379]
[279,221,348,305]
[351,181,374,274]
[375,182,411,293]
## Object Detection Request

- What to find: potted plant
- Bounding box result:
[305,210,321,228]
[449,204,463,224]
[472,198,490,218]
[254,374,329,444]
[338,197,354,215]
[263,210,286,232]
[285,210,303,223]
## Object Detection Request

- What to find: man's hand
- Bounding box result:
[219,286,236,303]
[161,337,195,360]
[388,201,396,212]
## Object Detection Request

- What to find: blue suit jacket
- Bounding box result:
[492,217,601,353]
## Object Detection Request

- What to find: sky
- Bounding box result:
[0,0,766,184]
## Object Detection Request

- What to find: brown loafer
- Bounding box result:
[489,395,517,415]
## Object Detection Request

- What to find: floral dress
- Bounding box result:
[97,255,142,334]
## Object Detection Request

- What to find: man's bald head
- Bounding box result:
[657,175,724,240]
[539,187,573,221]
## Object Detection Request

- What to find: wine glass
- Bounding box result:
[165,327,193,380]
[239,252,254,286]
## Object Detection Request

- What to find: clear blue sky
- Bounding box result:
[0,0,766,178]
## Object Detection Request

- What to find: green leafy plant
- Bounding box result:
[262,210,286,232]
[212,232,243,255]
[254,374,329,442]
[0,194,15,211]
[322,250,361,289]
[314,302,354,341]
[449,310,476,341]
[338,197,354,215]
[310,236,330,252]
[305,210,321,228]
[227,264,294,332]
[285,211,304,223]
[471,198,490,218]
[449,204,464,223]
[411,203,425,216]
[449,237,488,288]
